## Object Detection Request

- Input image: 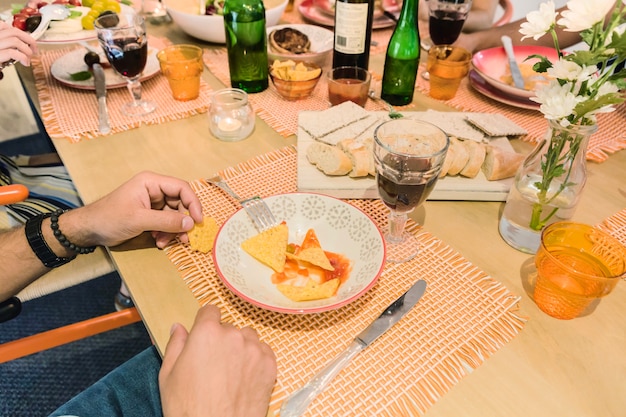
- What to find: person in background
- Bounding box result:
[455,2,612,52]
[0,171,277,417]
[418,0,501,38]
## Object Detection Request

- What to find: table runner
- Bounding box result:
[31,37,212,143]
[203,49,388,137]
[415,64,626,163]
[165,145,526,416]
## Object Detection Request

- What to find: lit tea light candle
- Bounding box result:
[217,117,243,132]
[209,88,255,142]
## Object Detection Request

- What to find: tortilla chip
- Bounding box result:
[277,278,340,302]
[241,224,288,273]
[188,216,218,253]
[287,248,334,271]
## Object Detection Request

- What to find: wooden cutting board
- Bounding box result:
[296,111,517,201]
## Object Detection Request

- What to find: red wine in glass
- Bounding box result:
[103,38,148,78]
[429,10,467,45]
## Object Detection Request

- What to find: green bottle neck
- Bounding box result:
[396,0,418,26]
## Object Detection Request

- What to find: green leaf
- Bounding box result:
[69,71,93,81]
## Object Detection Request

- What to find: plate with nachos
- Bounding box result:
[213,192,385,314]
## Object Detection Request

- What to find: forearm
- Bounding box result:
[0,212,82,301]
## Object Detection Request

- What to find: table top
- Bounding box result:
[9,3,626,416]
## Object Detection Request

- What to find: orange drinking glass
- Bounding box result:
[426,45,471,100]
[533,222,626,319]
[157,44,204,101]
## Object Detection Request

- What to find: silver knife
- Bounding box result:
[501,36,525,89]
[280,279,428,417]
[93,63,111,135]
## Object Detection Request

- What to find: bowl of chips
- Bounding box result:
[269,60,322,100]
[212,193,386,314]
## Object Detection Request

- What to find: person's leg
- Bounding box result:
[49,346,163,417]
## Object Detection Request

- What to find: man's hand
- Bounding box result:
[159,305,277,417]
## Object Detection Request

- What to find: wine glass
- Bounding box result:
[373,118,449,263]
[421,0,473,79]
[95,13,156,116]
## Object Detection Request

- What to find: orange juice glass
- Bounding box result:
[426,45,471,100]
[157,44,204,101]
[533,222,626,319]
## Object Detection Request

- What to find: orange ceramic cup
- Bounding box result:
[533,222,626,320]
[157,44,204,101]
[426,45,471,100]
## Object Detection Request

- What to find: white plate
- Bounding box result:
[50,46,160,89]
[298,0,397,29]
[213,193,385,314]
[0,4,135,44]
[266,23,333,68]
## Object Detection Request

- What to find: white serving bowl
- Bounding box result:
[164,0,289,44]
[267,23,333,68]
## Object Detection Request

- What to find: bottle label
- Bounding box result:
[334,2,368,55]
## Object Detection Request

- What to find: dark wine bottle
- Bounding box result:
[380,0,420,105]
[332,0,375,69]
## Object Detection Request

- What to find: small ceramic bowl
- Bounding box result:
[266,24,334,68]
[269,62,322,100]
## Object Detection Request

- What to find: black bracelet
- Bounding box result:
[25,213,75,268]
[50,209,96,255]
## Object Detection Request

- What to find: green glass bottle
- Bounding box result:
[380,0,420,105]
[223,0,269,93]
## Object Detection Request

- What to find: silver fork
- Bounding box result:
[207,175,278,232]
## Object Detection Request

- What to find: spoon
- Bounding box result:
[368,90,403,119]
[30,4,71,40]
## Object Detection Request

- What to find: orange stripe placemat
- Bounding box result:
[415,64,626,163]
[204,49,388,137]
[31,37,211,143]
[165,145,526,416]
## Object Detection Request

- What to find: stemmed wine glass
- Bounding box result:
[95,13,156,116]
[421,0,473,79]
[373,118,449,263]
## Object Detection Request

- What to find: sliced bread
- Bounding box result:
[338,138,373,178]
[482,145,526,181]
[460,141,487,178]
[306,142,353,176]
[446,137,470,176]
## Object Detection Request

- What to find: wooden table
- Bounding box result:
[11,9,626,417]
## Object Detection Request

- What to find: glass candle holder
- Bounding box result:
[208,88,255,142]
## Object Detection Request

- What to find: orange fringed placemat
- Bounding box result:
[415,64,626,163]
[164,145,526,416]
[596,208,626,245]
[203,49,388,137]
[31,37,212,143]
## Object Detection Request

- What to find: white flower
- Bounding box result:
[596,81,620,96]
[531,82,582,122]
[520,0,557,40]
[557,0,616,32]
[547,60,596,82]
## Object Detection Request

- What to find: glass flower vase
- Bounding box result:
[499,119,597,254]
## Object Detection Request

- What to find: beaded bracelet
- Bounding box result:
[50,209,97,255]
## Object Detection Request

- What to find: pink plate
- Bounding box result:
[472,45,559,99]
[298,0,397,29]
[313,0,402,18]
[469,70,540,111]
[213,192,385,314]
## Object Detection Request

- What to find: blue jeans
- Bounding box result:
[49,347,163,417]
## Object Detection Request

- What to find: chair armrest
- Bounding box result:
[0,297,22,323]
[0,184,29,205]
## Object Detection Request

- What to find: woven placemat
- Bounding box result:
[165,145,526,416]
[204,49,388,137]
[596,208,626,245]
[415,64,626,163]
[32,37,212,143]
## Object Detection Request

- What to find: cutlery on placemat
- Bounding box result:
[280,279,428,417]
[93,63,111,135]
[501,35,525,89]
